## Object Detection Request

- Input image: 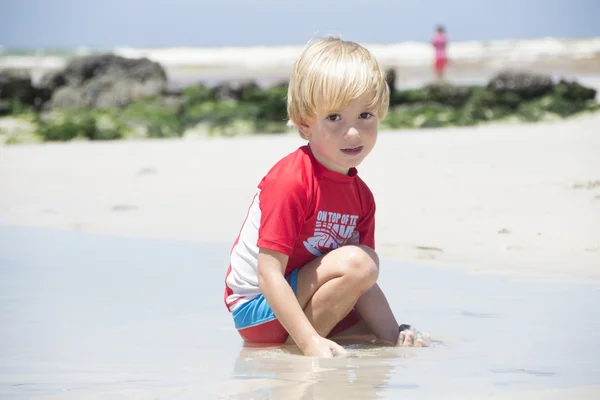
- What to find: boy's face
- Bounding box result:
[299,93,378,175]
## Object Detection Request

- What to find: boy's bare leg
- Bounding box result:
[284,245,379,344]
[283,244,424,347]
[355,283,402,343]
[341,283,425,346]
[327,319,377,344]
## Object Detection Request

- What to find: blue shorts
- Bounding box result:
[231,269,360,344]
[232,269,298,331]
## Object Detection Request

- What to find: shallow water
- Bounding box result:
[0,225,599,399]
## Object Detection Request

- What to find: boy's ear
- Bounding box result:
[297,122,311,138]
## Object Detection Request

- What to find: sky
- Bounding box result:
[1,0,599,48]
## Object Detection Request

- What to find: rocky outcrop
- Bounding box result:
[2,53,599,144]
[39,54,168,109]
[0,70,40,115]
[487,71,554,100]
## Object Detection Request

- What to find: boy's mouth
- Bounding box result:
[341,146,364,155]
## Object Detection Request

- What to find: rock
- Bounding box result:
[554,79,597,101]
[38,70,66,92]
[0,100,11,116]
[157,95,186,116]
[212,80,261,101]
[385,68,396,91]
[391,84,471,107]
[40,54,168,109]
[425,84,472,106]
[487,71,553,100]
[0,70,38,106]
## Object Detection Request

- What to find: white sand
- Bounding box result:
[1,114,599,281]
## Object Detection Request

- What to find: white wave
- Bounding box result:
[112,37,600,69]
[1,37,599,72]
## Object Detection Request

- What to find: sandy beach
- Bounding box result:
[2,18,600,398]
[1,107,600,398]
[1,112,599,282]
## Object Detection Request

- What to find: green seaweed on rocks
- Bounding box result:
[1,70,599,143]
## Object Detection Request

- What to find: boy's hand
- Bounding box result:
[303,335,347,358]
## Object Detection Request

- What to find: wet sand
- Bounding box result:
[1,226,599,399]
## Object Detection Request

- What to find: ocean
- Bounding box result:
[2,37,600,90]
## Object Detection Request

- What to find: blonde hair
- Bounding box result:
[287,36,390,137]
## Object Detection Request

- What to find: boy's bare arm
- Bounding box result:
[257,248,320,352]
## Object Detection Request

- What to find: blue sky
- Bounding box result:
[2,0,599,48]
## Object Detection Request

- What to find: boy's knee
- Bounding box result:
[340,245,379,286]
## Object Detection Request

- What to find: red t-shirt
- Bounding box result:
[224,144,376,311]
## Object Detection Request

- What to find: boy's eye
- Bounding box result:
[360,112,374,119]
[326,114,341,121]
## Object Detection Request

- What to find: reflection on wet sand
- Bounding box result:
[221,343,420,400]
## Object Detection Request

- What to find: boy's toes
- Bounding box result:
[402,331,415,346]
[397,328,430,347]
[397,331,406,346]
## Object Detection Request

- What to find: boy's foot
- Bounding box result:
[397,325,430,347]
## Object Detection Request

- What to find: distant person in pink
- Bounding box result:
[432,25,448,82]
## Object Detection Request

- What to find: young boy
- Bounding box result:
[224,37,423,358]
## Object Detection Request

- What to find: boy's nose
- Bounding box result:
[346,127,359,137]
